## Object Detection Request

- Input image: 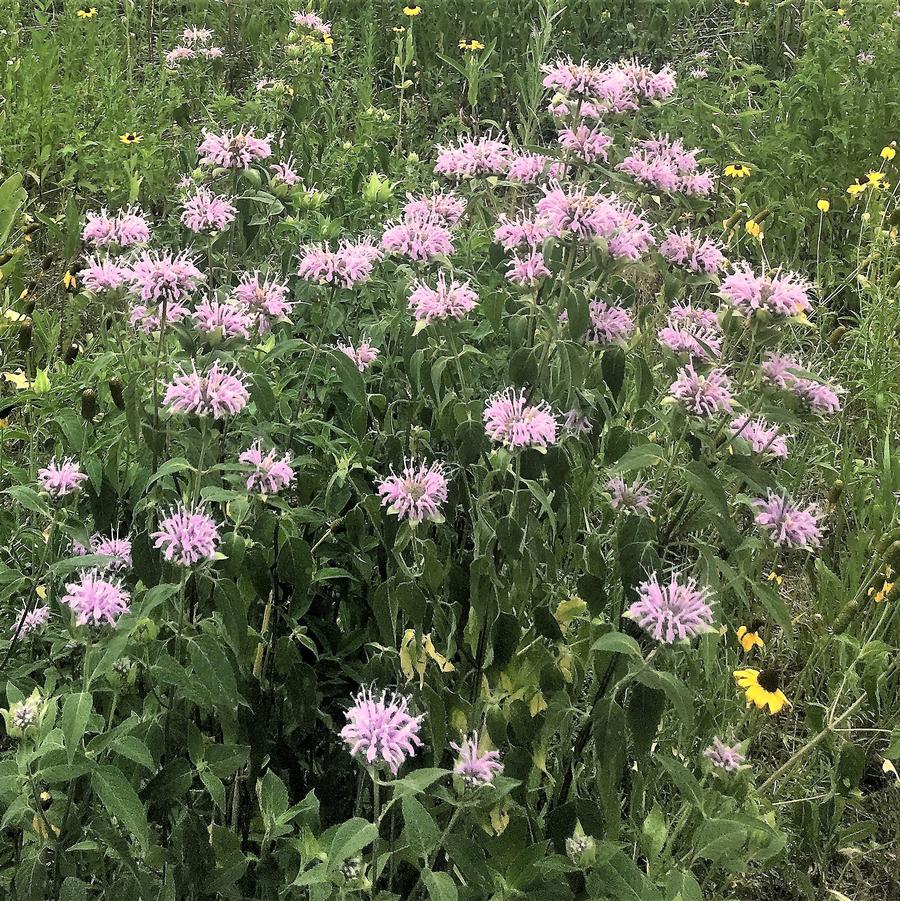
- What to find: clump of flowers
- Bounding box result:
[567,300,634,345]
[81,256,127,294]
[61,571,130,627]
[164,361,249,418]
[451,732,503,787]
[720,264,811,318]
[753,492,822,548]
[669,364,733,415]
[152,505,220,566]
[271,156,300,186]
[82,207,151,247]
[507,152,553,184]
[607,476,654,515]
[10,605,50,636]
[166,26,223,66]
[90,532,133,570]
[760,354,842,415]
[239,442,295,494]
[38,457,87,498]
[180,187,237,233]
[433,135,512,179]
[659,228,726,274]
[297,240,383,288]
[381,213,454,262]
[506,250,551,287]
[408,273,478,324]
[618,134,714,196]
[704,738,746,773]
[339,688,424,774]
[377,459,449,524]
[558,124,613,163]
[483,388,558,449]
[198,127,272,169]
[626,573,714,643]
[658,304,723,361]
[402,191,466,225]
[125,250,205,305]
[336,335,379,372]
[193,298,252,341]
[729,416,788,459]
[232,272,293,332]
[130,298,190,334]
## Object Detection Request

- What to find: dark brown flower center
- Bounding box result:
[758,669,780,692]
[749,619,765,634]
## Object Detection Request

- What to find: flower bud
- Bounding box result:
[108,377,125,410]
[80,388,97,422]
[62,341,80,365]
[828,480,844,505]
[828,325,847,347]
[17,322,32,352]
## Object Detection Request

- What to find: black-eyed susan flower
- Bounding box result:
[403,5,422,15]
[881,143,896,161]
[392,26,406,33]
[734,668,790,714]
[76,7,98,18]
[119,132,142,145]
[847,177,868,196]
[817,198,830,212]
[765,563,784,587]
[724,163,751,178]
[868,565,895,603]
[745,219,763,238]
[459,39,485,51]
[63,270,78,292]
[866,170,886,188]
[736,621,765,653]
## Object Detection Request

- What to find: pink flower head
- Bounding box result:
[201,46,223,60]
[483,388,558,449]
[193,298,252,340]
[563,409,592,435]
[125,250,205,304]
[81,255,127,293]
[797,380,842,415]
[180,187,237,233]
[381,215,454,262]
[506,152,551,184]
[494,213,552,251]
[163,360,249,418]
[61,571,130,627]
[152,505,220,566]
[336,336,379,372]
[704,738,745,773]
[607,476,654,515]
[198,127,272,169]
[567,300,634,344]
[433,136,513,179]
[621,59,677,100]
[166,47,196,66]
[729,416,788,459]
[271,156,300,186]
[91,531,133,571]
[506,250,550,286]
[760,353,800,390]
[669,364,733,416]
[114,207,152,246]
[297,240,383,288]
[232,272,293,331]
[239,441,295,494]
[12,605,50,636]
[537,183,619,239]
[292,11,331,36]
[82,210,118,246]
[760,354,842,415]
[377,458,448,524]
[182,26,213,45]
[626,573,714,643]
[408,272,478,323]
[403,191,467,225]
[558,124,613,163]
[130,299,190,333]
[659,229,726,274]
[451,732,503,787]
[720,264,812,317]
[753,492,822,549]
[542,57,605,97]
[658,304,723,361]
[617,134,713,196]
[38,457,87,498]
[339,687,424,774]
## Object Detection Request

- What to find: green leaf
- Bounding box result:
[635,668,694,730]
[190,633,243,710]
[258,770,289,830]
[91,765,151,851]
[402,795,440,859]
[109,736,155,770]
[4,485,51,518]
[328,817,378,869]
[329,348,367,406]
[591,631,643,658]
[423,869,459,901]
[610,444,665,474]
[627,682,666,759]
[61,692,92,764]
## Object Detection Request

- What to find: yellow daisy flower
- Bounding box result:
[736,623,765,654]
[734,668,790,714]
[745,219,763,238]
[403,5,422,15]
[76,7,98,18]
[817,198,830,212]
[881,143,896,161]
[846,178,868,196]
[866,170,886,187]
[459,39,485,51]
[724,163,751,178]
[63,270,77,291]
[119,132,142,145]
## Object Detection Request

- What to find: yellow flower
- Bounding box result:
[866,170,886,187]
[736,623,765,654]
[3,370,33,390]
[817,198,830,213]
[119,132,142,145]
[63,270,77,291]
[724,163,751,178]
[76,7,98,18]
[836,7,845,14]
[846,178,868,196]
[745,219,763,238]
[392,26,406,33]
[459,39,485,51]
[766,567,784,587]
[403,5,422,15]
[881,143,896,161]
[734,668,790,715]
